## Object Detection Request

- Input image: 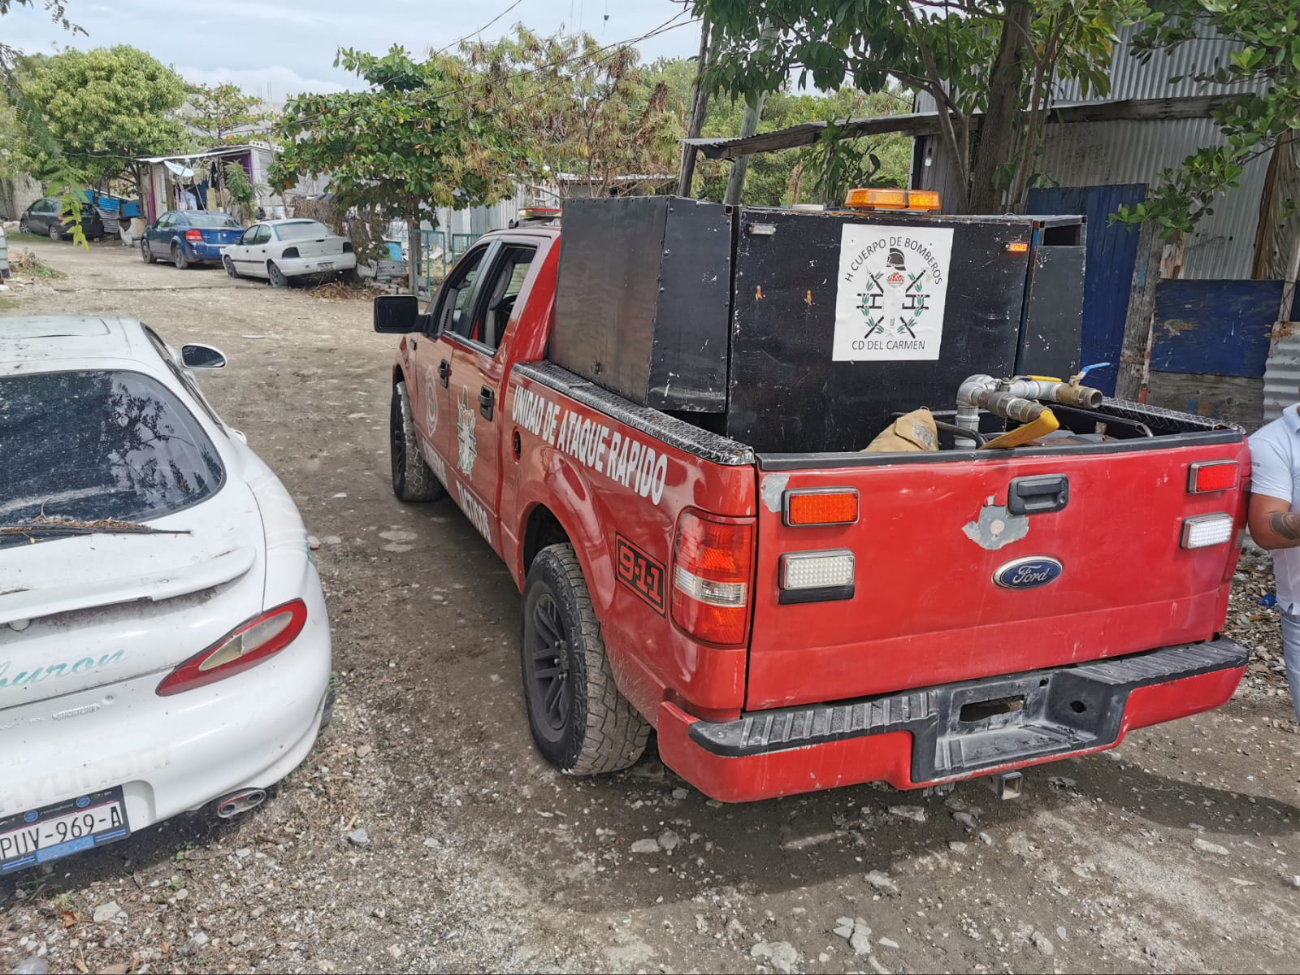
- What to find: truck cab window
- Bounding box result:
[473,245,536,352]
[435,247,487,338]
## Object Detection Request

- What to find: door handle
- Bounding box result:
[438,359,450,388]
[478,385,495,420]
[1007,474,1069,515]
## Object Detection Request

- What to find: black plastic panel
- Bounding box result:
[1019,240,1085,379]
[550,196,732,412]
[687,636,1247,782]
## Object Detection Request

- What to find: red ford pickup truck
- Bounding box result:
[373,199,1250,803]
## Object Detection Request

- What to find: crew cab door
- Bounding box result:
[441,240,539,553]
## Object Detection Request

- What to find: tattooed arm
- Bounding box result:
[1248,493,1300,550]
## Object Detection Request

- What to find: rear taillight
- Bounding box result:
[156,599,307,696]
[671,511,754,646]
[1181,513,1234,549]
[185,229,203,241]
[342,242,354,253]
[784,488,859,526]
[281,246,300,259]
[1188,461,1238,493]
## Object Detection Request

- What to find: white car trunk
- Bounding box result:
[285,235,346,259]
[0,483,265,709]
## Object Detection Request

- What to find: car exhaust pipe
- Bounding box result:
[989,771,1022,801]
[215,788,267,819]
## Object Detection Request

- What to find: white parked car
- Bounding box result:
[0,317,332,874]
[221,219,357,286]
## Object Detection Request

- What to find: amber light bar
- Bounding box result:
[844,188,942,211]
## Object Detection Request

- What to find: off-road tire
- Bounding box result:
[521,544,650,775]
[390,380,445,502]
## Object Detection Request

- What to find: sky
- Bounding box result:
[4,0,703,100]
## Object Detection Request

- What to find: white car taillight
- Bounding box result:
[1181,513,1234,549]
[156,599,307,696]
[780,550,855,590]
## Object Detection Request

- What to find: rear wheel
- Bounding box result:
[141,239,155,263]
[48,223,61,241]
[172,244,189,270]
[223,255,239,278]
[521,544,650,775]
[390,380,445,502]
[267,261,289,287]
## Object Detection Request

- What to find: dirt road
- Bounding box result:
[2,238,1299,975]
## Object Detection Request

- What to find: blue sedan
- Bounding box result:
[141,210,244,269]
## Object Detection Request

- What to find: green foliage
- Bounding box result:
[187,83,266,146]
[1117,0,1300,238]
[222,161,256,222]
[271,45,527,229]
[11,45,189,190]
[693,1,1137,212]
[0,0,84,71]
[460,28,682,197]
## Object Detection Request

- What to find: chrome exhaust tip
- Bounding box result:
[215,788,267,819]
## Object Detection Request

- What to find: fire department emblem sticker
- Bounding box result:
[833,223,954,361]
[457,386,477,476]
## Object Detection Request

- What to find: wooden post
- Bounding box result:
[677,19,713,199]
[1116,220,1163,401]
[723,22,778,207]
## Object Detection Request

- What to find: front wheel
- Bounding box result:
[390,381,445,502]
[267,261,289,287]
[521,544,650,775]
[18,219,29,234]
[223,255,239,278]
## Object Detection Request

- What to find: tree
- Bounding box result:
[187,82,267,209]
[187,82,266,146]
[461,28,683,198]
[0,0,83,72]
[13,45,189,203]
[270,44,530,290]
[694,0,1131,213]
[1119,0,1300,239]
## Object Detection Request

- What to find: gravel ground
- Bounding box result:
[2,238,1300,975]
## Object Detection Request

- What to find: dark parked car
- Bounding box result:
[141,210,244,269]
[18,197,106,241]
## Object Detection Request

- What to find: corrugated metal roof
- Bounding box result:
[1264,326,1300,422]
[914,24,1265,112]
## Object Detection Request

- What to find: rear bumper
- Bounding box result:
[657,637,1247,803]
[183,242,228,263]
[278,253,356,277]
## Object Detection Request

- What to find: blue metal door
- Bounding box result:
[1027,184,1146,395]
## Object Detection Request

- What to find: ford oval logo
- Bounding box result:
[994,556,1063,590]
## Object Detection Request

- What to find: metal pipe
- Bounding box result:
[215,788,267,819]
[955,373,1104,447]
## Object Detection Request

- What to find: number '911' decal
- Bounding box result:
[616,536,665,615]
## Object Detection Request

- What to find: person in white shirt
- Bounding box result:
[177,186,197,210]
[1248,405,1300,720]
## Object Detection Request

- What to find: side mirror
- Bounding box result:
[374,294,421,334]
[181,343,227,369]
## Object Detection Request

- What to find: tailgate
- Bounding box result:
[746,437,1249,710]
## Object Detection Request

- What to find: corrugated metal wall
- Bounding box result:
[913,25,1270,279]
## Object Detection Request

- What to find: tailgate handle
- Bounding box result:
[1008,474,1069,515]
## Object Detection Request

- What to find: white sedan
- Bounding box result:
[222,219,357,286]
[0,317,332,874]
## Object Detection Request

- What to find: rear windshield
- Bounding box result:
[274,221,330,241]
[187,212,242,229]
[0,370,224,528]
